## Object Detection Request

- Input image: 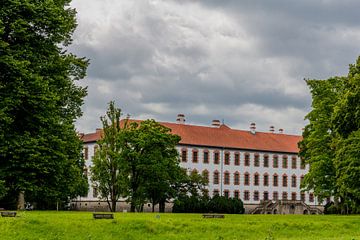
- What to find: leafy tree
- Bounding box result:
[0,180,7,200]
[0,0,88,209]
[300,56,360,213]
[123,120,181,212]
[91,102,128,212]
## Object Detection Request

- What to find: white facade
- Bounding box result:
[81,141,316,205]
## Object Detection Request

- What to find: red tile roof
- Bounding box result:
[81,121,302,154]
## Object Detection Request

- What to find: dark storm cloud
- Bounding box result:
[71,0,360,134]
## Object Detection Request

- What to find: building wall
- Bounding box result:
[81,142,318,206]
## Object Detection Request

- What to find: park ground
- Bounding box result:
[1,211,360,240]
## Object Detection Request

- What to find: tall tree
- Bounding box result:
[91,102,128,212]
[0,0,88,209]
[123,120,181,212]
[300,56,360,213]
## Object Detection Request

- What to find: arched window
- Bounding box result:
[213,189,219,197]
[224,151,230,165]
[291,192,297,201]
[300,157,306,169]
[273,174,278,187]
[282,155,288,168]
[244,172,250,186]
[192,149,198,163]
[263,173,269,186]
[291,175,297,187]
[263,191,269,201]
[234,190,240,199]
[309,193,314,202]
[224,190,230,198]
[254,153,260,167]
[273,155,279,168]
[282,174,288,187]
[253,191,259,201]
[282,192,288,200]
[244,191,250,201]
[263,154,269,167]
[273,191,279,200]
[254,173,259,186]
[214,151,220,164]
[203,149,209,163]
[234,152,240,166]
[181,148,187,162]
[213,171,219,184]
[234,172,240,185]
[291,156,297,169]
[301,192,306,201]
[224,171,230,185]
[244,153,250,166]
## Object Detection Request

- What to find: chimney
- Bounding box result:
[211,119,221,127]
[176,114,185,124]
[250,122,256,134]
[269,126,275,133]
[279,128,284,134]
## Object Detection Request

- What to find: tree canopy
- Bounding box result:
[0,0,88,209]
[300,56,360,213]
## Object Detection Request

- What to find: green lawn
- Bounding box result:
[0,211,359,240]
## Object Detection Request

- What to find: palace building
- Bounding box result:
[78,114,322,213]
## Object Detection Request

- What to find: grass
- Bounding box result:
[1,211,360,239]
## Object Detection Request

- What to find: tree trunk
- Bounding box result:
[152,202,155,212]
[111,199,117,212]
[130,203,136,212]
[159,200,165,213]
[17,191,25,210]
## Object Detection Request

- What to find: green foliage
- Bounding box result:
[0,180,7,199]
[300,56,360,213]
[91,101,128,212]
[0,0,88,209]
[173,195,244,214]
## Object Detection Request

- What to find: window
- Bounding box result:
[244,191,250,201]
[254,173,259,186]
[181,149,187,162]
[224,190,229,198]
[224,171,230,185]
[234,152,240,166]
[273,174,278,187]
[273,191,279,201]
[234,190,240,199]
[203,189,209,197]
[202,170,209,183]
[213,171,219,184]
[263,174,269,186]
[291,192,297,201]
[300,157,306,169]
[93,145,98,155]
[213,189,219,196]
[282,175,288,187]
[214,151,220,164]
[254,154,260,167]
[273,155,278,168]
[282,155,288,168]
[309,193,314,202]
[234,172,240,185]
[84,147,88,160]
[291,175,297,188]
[224,152,230,165]
[191,169,198,175]
[254,191,259,201]
[245,153,250,166]
[203,150,209,163]
[300,175,305,185]
[83,167,88,177]
[301,192,305,202]
[192,150,198,163]
[291,156,297,169]
[264,191,269,201]
[282,192,288,200]
[244,173,250,186]
[263,154,269,167]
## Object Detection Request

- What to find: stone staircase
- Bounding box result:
[250,200,323,214]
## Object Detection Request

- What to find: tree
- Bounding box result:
[0,0,88,209]
[91,102,128,212]
[123,120,182,212]
[0,180,6,200]
[300,56,360,213]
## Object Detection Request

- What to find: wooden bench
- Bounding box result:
[93,213,114,219]
[202,214,225,219]
[1,211,17,217]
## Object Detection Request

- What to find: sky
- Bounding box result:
[70,0,360,135]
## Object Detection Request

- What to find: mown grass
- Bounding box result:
[0,211,360,240]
